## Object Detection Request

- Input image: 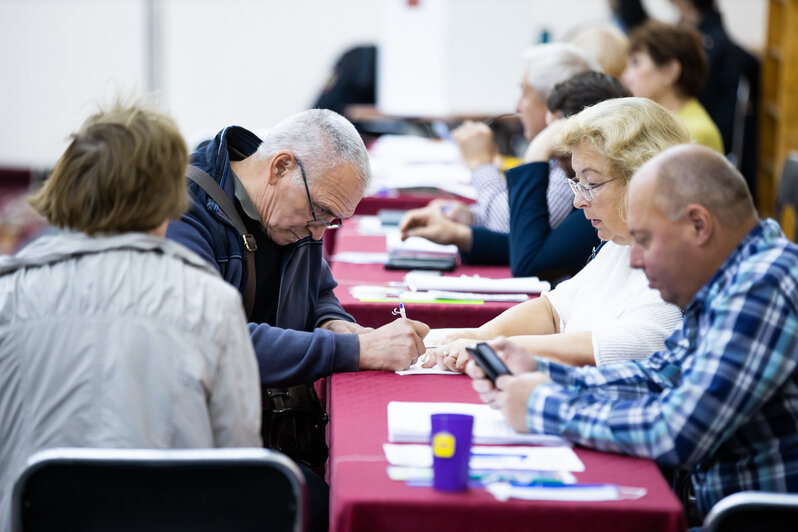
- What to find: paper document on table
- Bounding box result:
[383,443,584,472]
[333,252,389,264]
[395,359,457,376]
[367,136,477,199]
[425,290,529,302]
[486,482,647,502]
[405,272,550,294]
[387,401,569,446]
[423,328,463,348]
[386,231,458,256]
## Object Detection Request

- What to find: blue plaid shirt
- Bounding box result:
[526,219,798,517]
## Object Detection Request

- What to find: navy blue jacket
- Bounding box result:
[463,161,598,279]
[166,126,359,387]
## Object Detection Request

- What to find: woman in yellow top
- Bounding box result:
[622,20,724,154]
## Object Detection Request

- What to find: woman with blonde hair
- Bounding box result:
[424,97,687,371]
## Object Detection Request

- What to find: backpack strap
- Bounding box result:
[186,166,256,317]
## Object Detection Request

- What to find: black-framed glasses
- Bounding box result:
[567,177,619,202]
[295,157,343,230]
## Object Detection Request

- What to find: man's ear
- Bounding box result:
[684,204,713,246]
[266,151,295,185]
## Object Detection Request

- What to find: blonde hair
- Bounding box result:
[29,100,188,235]
[557,97,689,219]
[569,24,629,79]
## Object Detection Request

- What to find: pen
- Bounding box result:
[392,303,407,319]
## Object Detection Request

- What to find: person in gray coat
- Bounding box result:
[0,101,262,531]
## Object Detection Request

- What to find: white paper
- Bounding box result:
[395,360,457,376]
[486,482,647,502]
[405,272,550,294]
[387,401,569,446]
[385,231,458,256]
[333,252,389,264]
[383,443,584,472]
[423,328,464,348]
[424,290,529,302]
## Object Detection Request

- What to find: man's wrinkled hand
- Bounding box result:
[357,318,431,371]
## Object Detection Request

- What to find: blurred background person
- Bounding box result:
[399,44,601,279]
[608,0,649,33]
[569,23,629,79]
[623,20,724,154]
[670,0,760,201]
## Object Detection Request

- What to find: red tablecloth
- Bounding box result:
[328,371,686,532]
[354,192,475,216]
[330,222,523,328]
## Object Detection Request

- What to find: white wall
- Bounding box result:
[0,0,767,169]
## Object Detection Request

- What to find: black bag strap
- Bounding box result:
[186,166,257,317]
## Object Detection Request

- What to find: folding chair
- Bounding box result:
[11,447,306,532]
[775,153,798,241]
[703,490,798,532]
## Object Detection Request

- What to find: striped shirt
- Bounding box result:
[469,160,572,233]
[525,219,798,517]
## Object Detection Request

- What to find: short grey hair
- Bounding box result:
[257,108,370,188]
[522,42,600,101]
[649,145,756,227]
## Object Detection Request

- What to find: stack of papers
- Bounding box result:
[405,272,550,294]
[383,443,584,472]
[387,401,568,446]
[367,135,477,199]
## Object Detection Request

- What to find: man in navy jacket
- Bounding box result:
[167,110,428,389]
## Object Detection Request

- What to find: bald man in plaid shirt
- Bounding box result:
[468,145,798,523]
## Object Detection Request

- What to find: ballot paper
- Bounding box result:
[382,443,584,472]
[387,401,568,446]
[405,272,550,294]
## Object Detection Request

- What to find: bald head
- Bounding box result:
[627,145,759,309]
[637,144,756,227]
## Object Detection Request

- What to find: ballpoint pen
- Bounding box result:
[392,302,407,319]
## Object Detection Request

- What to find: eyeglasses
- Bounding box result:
[295,157,343,230]
[567,177,618,202]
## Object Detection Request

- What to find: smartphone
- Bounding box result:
[465,342,511,384]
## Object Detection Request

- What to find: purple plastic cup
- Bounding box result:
[430,413,474,492]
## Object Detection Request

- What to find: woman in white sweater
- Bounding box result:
[425,97,687,370]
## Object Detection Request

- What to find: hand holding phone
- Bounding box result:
[465,342,511,384]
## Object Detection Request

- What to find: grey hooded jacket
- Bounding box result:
[0,231,262,530]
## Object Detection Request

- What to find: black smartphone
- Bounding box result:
[465,342,511,384]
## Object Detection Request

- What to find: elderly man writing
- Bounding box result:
[468,145,798,524]
[168,110,429,386]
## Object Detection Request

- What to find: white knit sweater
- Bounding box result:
[544,241,683,366]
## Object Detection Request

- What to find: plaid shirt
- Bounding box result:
[469,160,572,233]
[526,219,798,517]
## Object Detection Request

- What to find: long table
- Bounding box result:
[328,370,686,532]
[329,219,522,329]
